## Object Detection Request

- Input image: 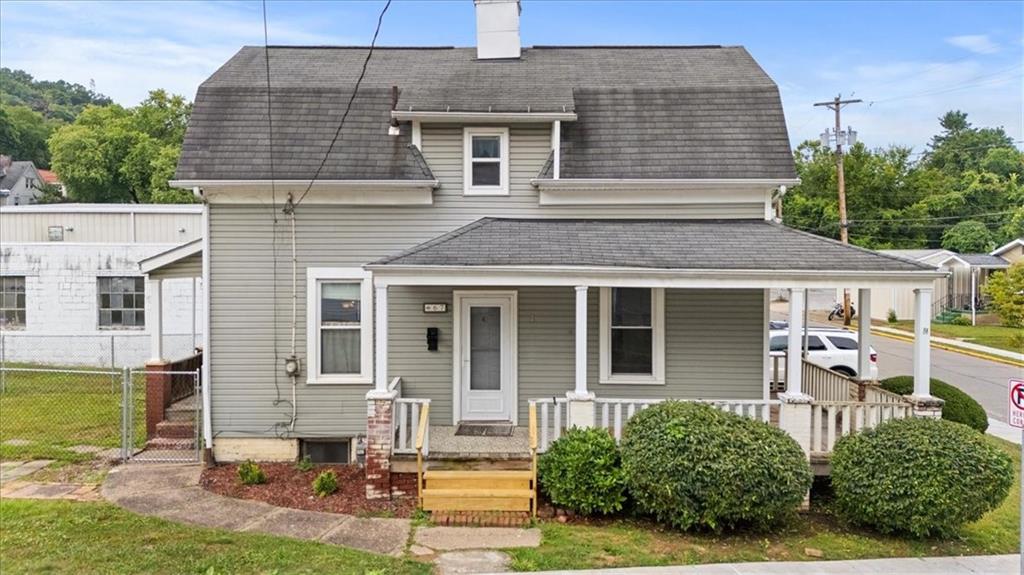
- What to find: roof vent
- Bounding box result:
[475,0,521,60]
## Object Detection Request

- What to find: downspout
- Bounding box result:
[200,193,214,458]
[284,194,299,432]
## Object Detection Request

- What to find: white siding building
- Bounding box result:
[0,204,204,366]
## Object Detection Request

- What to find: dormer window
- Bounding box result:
[464,127,509,195]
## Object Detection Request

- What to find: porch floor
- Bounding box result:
[429,425,530,459]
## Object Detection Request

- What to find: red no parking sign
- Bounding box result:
[1009,379,1024,429]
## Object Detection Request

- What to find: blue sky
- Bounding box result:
[1,0,1021,152]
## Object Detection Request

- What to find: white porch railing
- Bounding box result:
[595,398,780,441]
[809,401,911,454]
[394,375,430,455]
[802,359,858,402]
[529,397,569,452]
[863,385,907,404]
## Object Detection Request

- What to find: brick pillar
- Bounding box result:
[365,395,396,500]
[905,394,944,419]
[145,361,172,438]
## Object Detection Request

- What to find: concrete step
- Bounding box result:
[145,437,196,451]
[163,408,198,422]
[155,420,196,439]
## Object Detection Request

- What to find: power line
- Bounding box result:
[292,0,392,209]
[869,63,1024,106]
[849,210,1019,224]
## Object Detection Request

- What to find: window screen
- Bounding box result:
[320,282,361,374]
[470,135,502,186]
[610,288,653,375]
[98,276,145,328]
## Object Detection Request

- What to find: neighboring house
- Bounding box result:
[870,248,1010,322]
[171,0,945,503]
[0,157,45,206]
[991,238,1024,265]
[0,204,204,366]
[37,169,66,197]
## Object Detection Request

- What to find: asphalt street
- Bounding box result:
[871,333,1023,423]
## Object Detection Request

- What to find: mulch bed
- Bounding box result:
[199,463,415,518]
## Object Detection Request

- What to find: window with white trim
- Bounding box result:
[599,287,665,384]
[463,127,509,195]
[306,268,373,384]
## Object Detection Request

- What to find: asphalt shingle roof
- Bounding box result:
[176,46,795,181]
[959,253,1010,267]
[0,161,35,191]
[372,218,936,272]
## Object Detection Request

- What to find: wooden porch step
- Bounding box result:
[421,488,534,512]
[424,470,532,490]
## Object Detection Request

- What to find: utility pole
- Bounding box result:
[815,95,861,326]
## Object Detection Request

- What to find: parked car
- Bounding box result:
[768,327,878,381]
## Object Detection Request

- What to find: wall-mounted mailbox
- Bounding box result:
[426,327,439,351]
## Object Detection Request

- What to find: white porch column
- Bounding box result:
[857,288,873,380]
[567,285,595,428]
[372,285,390,396]
[912,287,932,398]
[785,288,806,397]
[970,268,977,326]
[148,277,163,363]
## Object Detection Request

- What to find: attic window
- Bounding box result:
[463,127,509,195]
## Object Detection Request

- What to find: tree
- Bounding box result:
[941,220,995,253]
[0,104,56,166]
[984,263,1024,328]
[48,90,195,203]
[926,110,1015,174]
[1,67,111,122]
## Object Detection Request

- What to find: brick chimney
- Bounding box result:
[475,0,521,60]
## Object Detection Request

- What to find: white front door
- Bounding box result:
[455,291,516,422]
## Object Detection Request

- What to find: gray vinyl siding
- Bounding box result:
[150,252,202,280]
[209,124,767,438]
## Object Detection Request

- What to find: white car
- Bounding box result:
[769,327,878,381]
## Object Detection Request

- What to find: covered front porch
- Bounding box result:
[359,218,948,500]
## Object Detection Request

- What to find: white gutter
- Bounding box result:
[391,110,577,123]
[201,203,213,451]
[0,204,204,214]
[169,179,440,191]
[530,178,802,190]
[551,120,561,180]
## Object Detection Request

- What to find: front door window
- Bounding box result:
[470,306,502,391]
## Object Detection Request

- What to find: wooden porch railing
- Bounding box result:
[528,397,569,452]
[802,359,858,402]
[415,401,430,508]
[863,385,907,404]
[809,401,911,454]
[168,351,202,403]
[393,377,432,456]
[528,402,538,518]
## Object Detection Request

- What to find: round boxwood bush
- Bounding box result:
[831,417,1012,537]
[620,401,812,531]
[538,427,626,515]
[880,376,988,432]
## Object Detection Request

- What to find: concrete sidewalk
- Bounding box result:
[872,325,1024,365]
[523,554,1018,575]
[101,464,411,556]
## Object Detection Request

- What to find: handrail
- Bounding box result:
[802,359,857,402]
[415,402,430,508]
[388,376,402,394]
[529,402,538,518]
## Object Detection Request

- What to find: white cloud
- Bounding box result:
[945,34,1000,54]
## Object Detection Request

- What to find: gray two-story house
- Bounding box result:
[169,0,944,506]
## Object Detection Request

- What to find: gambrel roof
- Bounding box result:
[175,46,795,182]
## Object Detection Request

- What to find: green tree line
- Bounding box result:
[784,111,1023,253]
[1,68,194,203]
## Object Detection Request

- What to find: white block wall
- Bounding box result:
[0,243,203,367]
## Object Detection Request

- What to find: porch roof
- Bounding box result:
[367,218,945,289]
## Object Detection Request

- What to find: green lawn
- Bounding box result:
[0,366,145,462]
[0,499,427,575]
[506,436,1021,571]
[888,320,1024,354]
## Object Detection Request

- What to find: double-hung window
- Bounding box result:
[463,127,509,195]
[98,276,145,328]
[599,287,665,384]
[306,268,373,384]
[0,276,26,329]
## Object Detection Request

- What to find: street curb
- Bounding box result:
[871,330,1024,369]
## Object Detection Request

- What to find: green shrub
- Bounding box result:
[295,455,314,472]
[312,470,338,498]
[237,460,266,485]
[887,309,898,324]
[831,417,1012,537]
[880,376,988,432]
[948,314,972,326]
[985,262,1024,328]
[538,427,626,515]
[620,401,812,531]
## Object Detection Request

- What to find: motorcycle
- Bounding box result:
[827,302,856,321]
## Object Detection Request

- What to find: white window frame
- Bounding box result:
[599,287,665,385]
[306,267,374,385]
[463,127,510,196]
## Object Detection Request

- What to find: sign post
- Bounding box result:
[1007,378,1024,575]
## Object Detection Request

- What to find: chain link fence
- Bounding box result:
[0,333,201,369]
